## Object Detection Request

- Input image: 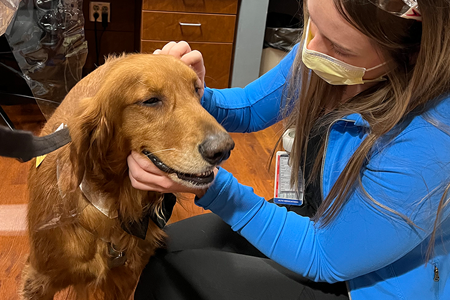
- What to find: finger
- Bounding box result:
[129,174,164,192]
[181,51,205,82]
[181,51,204,70]
[128,161,159,189]
[128,152,175,184]
[128,160,169,188]
[128,151,151,172]
[167,41,192,59]
[160,41,177,55]
[129,151,166,175]
[180,50,203,69]
[128,166,178,192]
[153,49,162,54]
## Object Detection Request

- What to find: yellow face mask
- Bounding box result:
[302,19,386,85]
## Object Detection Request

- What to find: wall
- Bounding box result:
[268,0,302,17]
[82,0,141,75]
[230,0,269,88]
[81,0,302,87]
[231,0,303,88]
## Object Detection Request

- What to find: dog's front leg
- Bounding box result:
[20,260,58,300]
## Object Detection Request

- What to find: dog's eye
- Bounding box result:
[195,87,200,95]
[142,97,161,106]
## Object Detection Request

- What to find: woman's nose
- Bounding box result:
[307,34,327,54]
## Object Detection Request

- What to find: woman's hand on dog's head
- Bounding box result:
[127,151,211,198]
[153,41,205,98]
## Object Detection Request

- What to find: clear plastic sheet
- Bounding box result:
[0,0,88,230]
[34,157,91,232]
[4,0,87,119]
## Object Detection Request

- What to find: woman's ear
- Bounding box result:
[68,97,114,185]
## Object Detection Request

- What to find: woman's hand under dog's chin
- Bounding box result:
[127,151,214,198]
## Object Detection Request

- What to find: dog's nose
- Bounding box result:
[199,132,235,165]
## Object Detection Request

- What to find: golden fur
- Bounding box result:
[21,54,232,299]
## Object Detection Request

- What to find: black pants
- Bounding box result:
[134,213,349,300]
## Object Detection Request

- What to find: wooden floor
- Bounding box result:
[0,103,283,299]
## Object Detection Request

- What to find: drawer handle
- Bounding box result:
[179,22,202,27]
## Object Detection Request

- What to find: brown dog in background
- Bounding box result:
[21,54,234,299]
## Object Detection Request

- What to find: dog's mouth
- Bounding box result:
[142,150,215,186]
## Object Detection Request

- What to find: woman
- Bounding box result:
[129,0,450,299]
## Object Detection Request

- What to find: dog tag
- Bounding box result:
[108,243,127,269]
[109,254,127,269]
[274,151,303,206]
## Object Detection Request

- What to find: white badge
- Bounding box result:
[273,151,303,206]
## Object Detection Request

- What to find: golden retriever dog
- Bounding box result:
[21,54,234,299]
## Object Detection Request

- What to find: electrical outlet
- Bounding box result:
[89,2,110,23]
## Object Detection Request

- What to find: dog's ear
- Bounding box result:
[68,97,114,186]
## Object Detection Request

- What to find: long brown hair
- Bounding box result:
[284,0,450,256]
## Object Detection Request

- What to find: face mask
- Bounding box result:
[301,19,386,85]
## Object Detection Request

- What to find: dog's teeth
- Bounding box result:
[189,171,212,178]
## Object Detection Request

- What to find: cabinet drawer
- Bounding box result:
[141,41,233,88]
[142,0,238,14]
[142,12,236,43]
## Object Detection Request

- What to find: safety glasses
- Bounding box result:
[368,0,421,21]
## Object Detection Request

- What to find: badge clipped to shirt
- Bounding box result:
[273,151,303,206]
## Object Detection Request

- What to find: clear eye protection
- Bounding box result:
[368,0,421,21]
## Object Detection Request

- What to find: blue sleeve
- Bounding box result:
[195,122,450,283]
[201,44,299,133]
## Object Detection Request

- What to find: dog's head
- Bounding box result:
[69,54,234,189]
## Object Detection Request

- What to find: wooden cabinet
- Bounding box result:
[142,0,238,14]
[140,0,239,88]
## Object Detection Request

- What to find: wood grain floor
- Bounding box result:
[0,103,283,299]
